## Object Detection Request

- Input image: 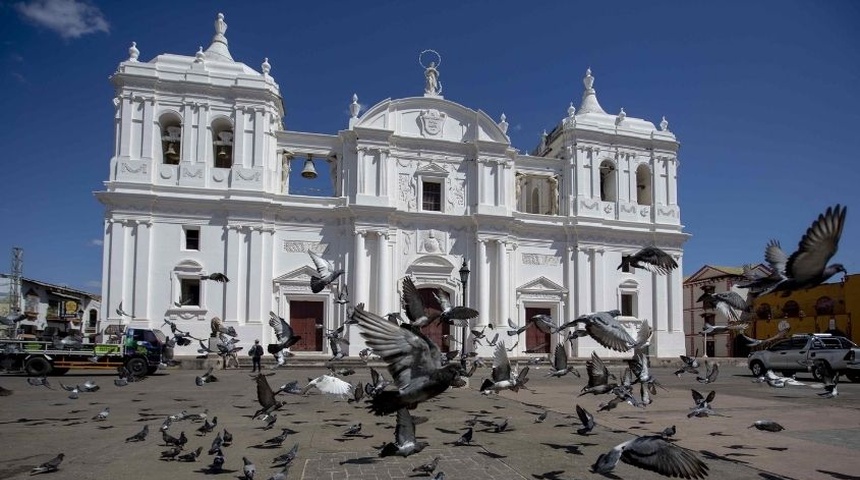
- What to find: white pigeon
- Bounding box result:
[93,407,110,421]
[302,374,353,398]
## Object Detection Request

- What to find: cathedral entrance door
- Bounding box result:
[289,301,323,351]
[525,307,551,353]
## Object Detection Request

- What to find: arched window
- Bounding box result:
[159,113,182,165]
[782,300,800,317]
[530,187,541,214]
[635,164,652,205]
[211,118,234,169]
[814,296,834,316]
[756,303,772,320]
[599,160,616,201]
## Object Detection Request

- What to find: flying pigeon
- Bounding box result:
[253,373,285,419]
[379,408,429,457]
[546,344,580,378]
[740,323,791,348]
[308,251,345,293]
[688,389,720,418]
[479,340,529,394]
[674,352,700,377]
[618,246,679,275]
[696,362,719,384]
[200,272,229,283]
[506,317,529,336]
[740,204,847,297]
[27,377,53,389]
[433,289,479,327]
[579,352,618,396]
[592,435,708,479]
[576,404,595,435]
[749,420,785,432]
[696,290,751,323]
[575,311,649,352]
[115,301,135,319]
[269,311,302,352]
[353,304,464,415]
[530,314,558,334]
[29,453,65,476]
[0,312,27,327]
[301,375,353,398]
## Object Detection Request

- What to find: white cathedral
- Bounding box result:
[97,13,688,359]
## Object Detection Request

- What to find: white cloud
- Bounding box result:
[89,238,103,246]
[15,0,109,40]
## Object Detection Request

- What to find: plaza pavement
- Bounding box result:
[0,362,858,480]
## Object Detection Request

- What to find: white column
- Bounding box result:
[668,158,678,205]
[376,231,391,313]
[652,269,668,332]
[496,239,508,323]
[353,230,368,306]
[477,239,489,328]
[197,105,210,166]
[246,227,263,324]
[563,245,575,323]
[118,96,133,160]
[233,108,246,167]
[106,220,126,323]
[592,248,605,311]
[140,98,155,161]
[132,220,152,321]
[259,228,274,322]
[378,150,389,197]
[122,220,133,319]
[224,226,242,321]
[576,247,591,314]
[252,109,265,167]
[669,254,683,332]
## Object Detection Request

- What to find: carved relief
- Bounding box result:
[522,254,561,266]
[403,231,414,256]
[658,207,677,218]
[447,179,465,208]
[159,166,175,179]
[399,174,416,211]
[418,230,447,254]
[121,162,148,175]
[212,169,226,182]
[182,167,203,178]
[236,170,261,181]
[283,241,328,253]
[580,199,599,211]
[419,109,446,137]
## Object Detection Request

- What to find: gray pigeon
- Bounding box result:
[178,446,203,462]
[92,407,110,421]
[592,435,708,479]
[0,312,27,326]
[29,453,64,476]
[749,420,785,432]
[576,404,595,435]
[353,304,464,415]
[269,311,302,352]
[479,341,529,393]
[580,352,618,396]
[412,456,440,475]
[547,344,580,378]
[454,427,473,446]
[125,425,149,442]
[380,408,428,457]
[242,456,256,480]
[575,311,647,352]
[195,366,218,386]
[618,246,678,274]
[27,377,53,389]
[308,251,344,293]
[696,362,719,384]
[272,443,299,466]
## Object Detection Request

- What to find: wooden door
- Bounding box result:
[525,307,551,353]
[290,301,323,351]
[417,288,450,352]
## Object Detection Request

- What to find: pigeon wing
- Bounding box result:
[713,291,750,312]
[691,389,704,406]
[764,240,789,274]
[632,247,678,274]
[585,312,637,352]
[256,374,277,409]
[308,251,333,277]
[394,408,416,445]
[401,277,427,324]
[621,436,709,479]
[491,341,512,382]
[786,204,846,283]
[315,375,353,396]
[354,305,441,388]
[575,404,593,428]
[552,344,567,371]
[585,351,611,388]
[445,306,480,320]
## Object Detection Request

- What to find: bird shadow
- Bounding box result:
[477,451,507,459]
[709,432,731,437]
[816,470,860,480]
[541,443,582,455]
[339,456,378,465]
[766,447,788,451]
[435,428,460,435]
[699,450,750,465]
[97,426,114,430]
[248,444,283,449]
[759,474,792,480]
[532,471,565,480]
[592,472,623,479]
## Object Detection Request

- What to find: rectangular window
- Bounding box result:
[422,181,442,211]
[184,228,200,251]
[180,279,201,306]
[621,293,635,317]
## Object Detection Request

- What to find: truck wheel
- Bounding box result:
[749,360,765,377]
[811,361,829,382]
[25,356,53,376]
[126,357,148,377]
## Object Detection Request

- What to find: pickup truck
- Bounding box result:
[747,333,860,382]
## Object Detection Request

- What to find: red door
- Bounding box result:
[525,307,551,353]
[417,288,450,352]
[290,301,323,351]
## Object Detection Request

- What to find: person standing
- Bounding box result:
[250,340,263,372]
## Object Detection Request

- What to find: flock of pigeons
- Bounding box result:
[7,204,850,478]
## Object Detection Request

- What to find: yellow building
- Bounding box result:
[748,274,857,348]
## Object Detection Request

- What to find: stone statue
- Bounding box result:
[549,175,559,215]
[425,62,440,95]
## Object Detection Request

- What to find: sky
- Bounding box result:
[0,0,858,294]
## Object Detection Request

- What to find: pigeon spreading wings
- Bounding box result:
[201,272,229,283]
[619,246,679,275]
[269,312,302,350]
[253,373,284,418]
[308,251,345,294]
[353,304,462,415]
[578,310,643,352]
[401,276,432,327]
[302,374,353,397]
[592,435,709,479]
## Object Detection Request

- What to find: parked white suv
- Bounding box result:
[747,333,860,382]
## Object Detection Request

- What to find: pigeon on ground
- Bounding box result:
[817,364,839,399]
[197,417,218,435]
[618,246,679,274]
[207,448,226,473]
[29,453,64,476]
[546,344,580,378]
[740,205,847,297]
[591,435,708,479]
[163,431,186,447]
[126,425,149,442]
[480,340,529,393]
[0,385,12,396]
[413,456,441,475]
[222,429,233,447]
[661,425,676,439]
[263,428,291,447]
[262,414,278,430]
[27,377,53,389]
[177,446,203,462]
[494,418,509,433]
[79,380,99,392]
[576,404,595,435]
[688,390,719,418]
[432,473,446,480]
[535,411,548,423]
[749,420,785,432]
[92,407,110,421]
[343,423,362,436]
[272,443,299,466]
[195,366,218,386]
[454,427,473,446]
[308,251,345,293]
[353,304,464,415]
[242,457,256,480]
[301,375,353,398]
[160,447,182,460]
[763,370,807,388]
[208,432,224,455]
[380,408,429,457]
[696,362,719,384]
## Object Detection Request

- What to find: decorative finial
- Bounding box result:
[205,12,234,62]
[539,130,548,152]
[350,94,360,118]
[195,46,205,63]
[584,68,594,91]
[498,113,509,134]
[215,13,227,36]
[128,41,139,62]
[567,102,576,117]
[616,107,626,125]
[261,57,271,75]
[659,116,669,131]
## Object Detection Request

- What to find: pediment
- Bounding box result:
[273,265,318,285]
[408,254,457,272]
[684,264,767,284]
[416,162,448,175]
[517,276,567,293]
[354,97,510,144]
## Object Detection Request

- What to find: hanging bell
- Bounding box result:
[217,146,227,158]
[165,142,179,161]
[301,156,318,179]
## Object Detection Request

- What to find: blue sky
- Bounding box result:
[0,0,858,294]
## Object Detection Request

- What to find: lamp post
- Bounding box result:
[459,259,470,356]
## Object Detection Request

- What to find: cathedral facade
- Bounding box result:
[96,14,688,358]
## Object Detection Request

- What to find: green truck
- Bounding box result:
[0,327,169,377]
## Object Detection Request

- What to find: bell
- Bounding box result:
[165,142,179,161]
[217,146,227,158]
[301,157,317,179]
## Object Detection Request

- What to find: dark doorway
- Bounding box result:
[525,307,551,353]
[290,301,323,351]
[705,339,715,358]
[417,287,450,352]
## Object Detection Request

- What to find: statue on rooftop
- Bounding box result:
[420,50,442,95]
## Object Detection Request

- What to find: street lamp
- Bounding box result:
[459,259,470,355]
